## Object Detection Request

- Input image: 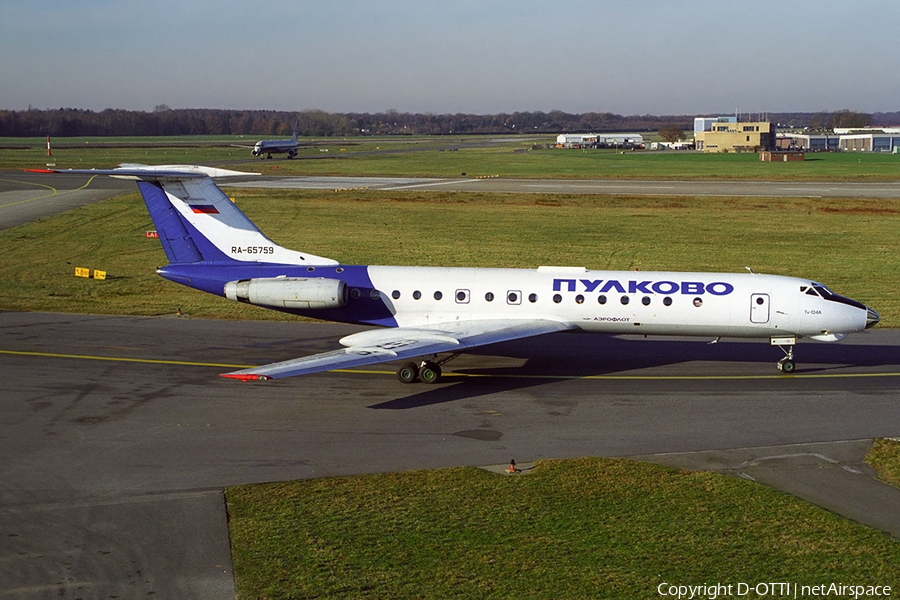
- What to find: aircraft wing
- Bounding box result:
[220,319,574,381]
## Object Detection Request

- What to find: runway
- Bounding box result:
[1,312,899,597]
[4,168,899,234]
[223,174,900,198]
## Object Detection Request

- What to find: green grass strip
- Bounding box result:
[4,137,900,180]
[1,189,897,326]
[867,439,900,488]
[227,457,900,599]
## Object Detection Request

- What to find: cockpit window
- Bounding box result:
[805,287,819,297]
[812,284,834,299]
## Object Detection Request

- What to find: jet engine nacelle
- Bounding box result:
[224,277,348,309]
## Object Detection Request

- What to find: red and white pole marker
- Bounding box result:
[46,135,51,157]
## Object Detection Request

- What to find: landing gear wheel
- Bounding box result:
[418,361,442,384]
[396,362,419,384]
[773,340,796,374]
[778,358,796,373]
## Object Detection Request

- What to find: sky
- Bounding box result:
[2,0,899,116]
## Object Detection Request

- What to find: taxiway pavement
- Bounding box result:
[0,172,131,230]
[1,312,899,597]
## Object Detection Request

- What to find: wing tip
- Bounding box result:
[220,373,272,382]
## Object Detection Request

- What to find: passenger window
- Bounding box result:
[391,290,401,300]
[434,291,443,301]
[529,293,538,303]
[642,296,651,306]
[663,297,673,306]
[598,295,607,305]
[621,296,630,305]
[575,294,584,304]
[413,291,422,300]
[456,289,470,304]
[507,291,521,305]
[553,294,562,304]
[485,292,494,302]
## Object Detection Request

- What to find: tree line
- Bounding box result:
[0,107,892,138]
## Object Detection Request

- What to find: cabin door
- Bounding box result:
[750,294,770,324]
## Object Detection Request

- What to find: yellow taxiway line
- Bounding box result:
[0,175,97,208]
[2,348,899,381]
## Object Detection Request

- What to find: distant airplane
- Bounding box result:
[34,166,880,384]
[233,128,302,159]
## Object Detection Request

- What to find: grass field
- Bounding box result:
[0,189,896,325]
[0,135,436,171]
[0,135,250,170]
[238,145,900,181]
[3,135,900,180]
[226,455,900,600]
[867,438,900,487]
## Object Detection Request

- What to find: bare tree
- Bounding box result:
[659,125,685,143]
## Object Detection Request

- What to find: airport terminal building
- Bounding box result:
[694,117,775,153]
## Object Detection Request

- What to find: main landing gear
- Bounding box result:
[396,354,460,384]
[772,336,796,373]
[396,360,441,384]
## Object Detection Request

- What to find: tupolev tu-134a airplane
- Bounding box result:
[33,165,879,384]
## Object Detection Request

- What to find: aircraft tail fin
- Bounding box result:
[137,171,337,266]
[32,166,337,266]
[138,179,206,263]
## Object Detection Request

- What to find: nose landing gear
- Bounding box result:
[772,336,796,373]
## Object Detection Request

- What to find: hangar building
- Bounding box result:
[556,133,644,148]
[778,128,900,152]
[776,133,839,151]
[835,128,900,152]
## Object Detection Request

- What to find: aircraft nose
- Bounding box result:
[866,307,880,329]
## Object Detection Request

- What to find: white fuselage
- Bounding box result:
[364,266,869,340]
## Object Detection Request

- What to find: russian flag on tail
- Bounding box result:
[189,204,220,214]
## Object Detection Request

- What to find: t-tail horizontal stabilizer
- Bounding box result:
[29,165,338,266]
